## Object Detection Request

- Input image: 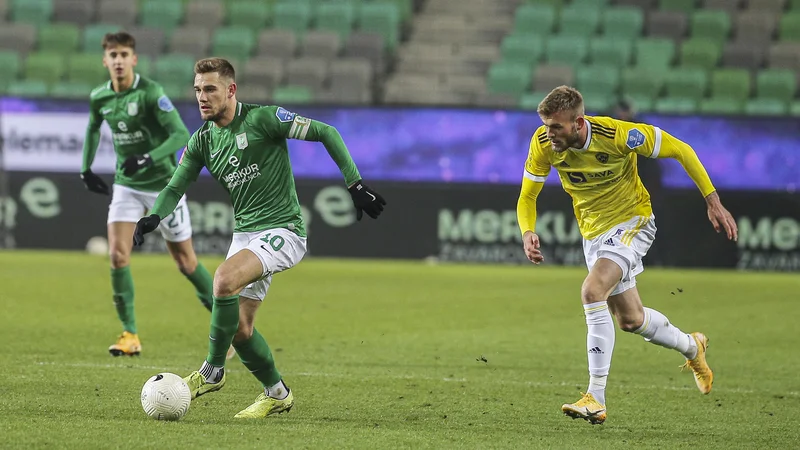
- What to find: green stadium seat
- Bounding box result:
[654,97,698,114]
[570,0,607,9]
[160,81,194,101]
[226,1,271,31]
[577,65,621,94]
[514,5,557,36]
[589,38,632,67]
[273,85,314,103]
[381,0,412,24]
[524,0,564,7]
[690,10,731,44]
[136,55,152,77]
[602,7,644,40]
[49,81,93,99]
[744,98,788,115]
[67,53,108,85]
[634,38,675,69]
[0,51,22,91]
[500,34,544,66]
[83,24,123,52]
[487,61,532,95]
[699,97,744,115]
[358,3,401,51]
[315,2,356,40]
[621,68,664,99]
[658,0,695,14]
[11,0,53,25]
[791,0,800,10]
[559,6,600,37]
[545,35,588,66]
[273,2,313,37]
[24,52,66,85]
[679,39,721,70]
[710,68,751,101]
[789,101,800,116]
[153,53,196,85]
[625,95,654,113]
[583,93,615,113]
[140,0,184,32]
[7,80,49,97]
[39,23,80,53]
[518,91,549,109]
[779,13,800,41]
[212,27,255,60]
[664,67,708,98]
[756,69,797,99]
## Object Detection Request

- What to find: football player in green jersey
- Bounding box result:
[132,57,386,418]
[80,32,215,357]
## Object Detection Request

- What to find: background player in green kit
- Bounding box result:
[80,32,215,357]
[132,57,386,419]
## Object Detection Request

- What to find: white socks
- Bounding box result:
[265,380,289,400]
[635,307,697,360]
[199,361,224,384]
[584,301,615,406]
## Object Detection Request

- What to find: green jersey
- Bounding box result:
[151,102,361,235]
[82,73,190,192]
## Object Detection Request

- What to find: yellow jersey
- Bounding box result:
[518,116,716,240]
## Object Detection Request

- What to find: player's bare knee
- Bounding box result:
[175,256,198,276]
[212,269,240,298]
[580,281,607,304]
[109,248,130,269]
[617,312,644,332]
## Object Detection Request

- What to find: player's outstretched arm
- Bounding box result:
[518,176,545,264]
[654,131,738,241]
[80,100,109,195]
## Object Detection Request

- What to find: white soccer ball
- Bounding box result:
[140,373,191,421]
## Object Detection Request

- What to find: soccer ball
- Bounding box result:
[140,373,191,421]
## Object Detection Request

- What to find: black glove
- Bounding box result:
[80,170,110,195]
[348,180,386,220]
[121,154,153,176]
[133,214,161,247]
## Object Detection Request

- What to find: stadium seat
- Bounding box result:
[621,67,664,98]
[301,31,342,61]
[654,97,698,114]
[545,35,588,66]
[273,2,313,37]
[513,4,557,36]
[242,57,284,90]
[38,23,80,53]
[779,13,800,41]
[153,53,196,85]
[698,97,743,115]
[272,85,314,104]
[53,0,95,26]
[7,80,49,97]
[646,10,689,41]
[284,57,329,92]
[746,0,788,13]
[140,0,183,32]
[791,0,800,10]
[486,61,531,95]
[722,41,766,70]
[24,52,66,85]
[256,29,298,59]
[524,0,564,7]
[584,93,615,113]
[327,57,373,104]
[518,91,549,110]
[358,3,401,51]
[185,0,224,29]
[97,1,138,29]
[690,10,731,43]
[82,24,122,52]
[160,81,193,101]
[0,0,8,20]
[576,65,621,94]
[602,7,644,39]
[659,0,696,14]
[126,27,166,58]
[226,0,271,32]
[500,34,544,66]
[168,27,210,60]
[767,42,800,70]
[744,98,788,115]
[615,0,657,8]
[315,1,356,40]
[702,0,743,14]
[756,69,797,99]
[571,0,607,9]
[559,6,600,37]
[679,39,722,70]
[709,68,751,100]
[624,94,654,112]
[634,38,675,68]
[11,0,53,25]
[0,51,21,91]
[0,23,37,55]
[533,64,574,91]
[212,27,256,60]
[790,100,800,116]
[67,53,107,85]
[135,54,152,76]
[664,67,708,98]
[49,81,93,99]
[344,32,387,73]
[589,37,633,67]
[735,11,778,44]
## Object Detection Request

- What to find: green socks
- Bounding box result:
[206,294,240,366]
[111,266,136,334]
[184,262,214,311]
[234,328,282,388]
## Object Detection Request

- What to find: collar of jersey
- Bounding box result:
[569,119,592,152]
[107,73,141,94]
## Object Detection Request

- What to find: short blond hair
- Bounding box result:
[194,57,236,82]
[537,85,585,118]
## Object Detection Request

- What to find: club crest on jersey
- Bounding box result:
[626,128,646,149]
[595,152,609,164]
[127,102,138,116]
[236,133,249,150]
[275,107,296,123]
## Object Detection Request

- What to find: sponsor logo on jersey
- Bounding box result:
[157,95,175,112]
[626,128,646,149]
[222,163,261,190]
[595,152,609,164]
[236,133,248,150]
[127,102,138,116]
[275,107,296,123]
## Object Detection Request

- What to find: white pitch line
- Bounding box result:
[32,361,799,397]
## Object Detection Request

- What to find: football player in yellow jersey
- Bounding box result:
[516,86,738,425]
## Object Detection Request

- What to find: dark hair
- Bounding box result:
[194,57,236,82]
[102,31,136,51]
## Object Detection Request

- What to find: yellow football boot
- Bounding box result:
[681,332,713,394]
[234,390,294,419]
[108,331,141,357]
[562,392,607,425]
[183,370,226,400]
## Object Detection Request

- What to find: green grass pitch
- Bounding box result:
[1,250,798,449]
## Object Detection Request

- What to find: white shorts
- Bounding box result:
[108,184,192,243]
[583,215,656,296]
[226,227,308,301]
